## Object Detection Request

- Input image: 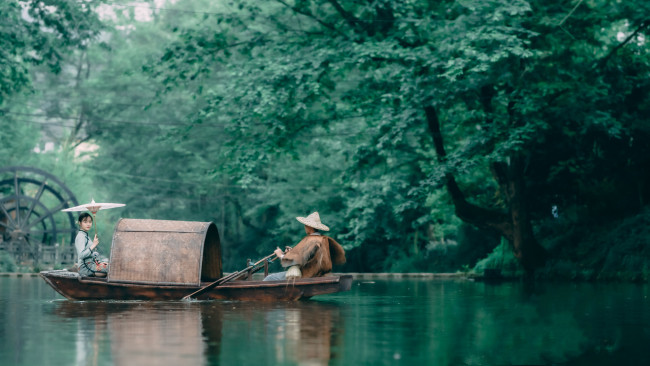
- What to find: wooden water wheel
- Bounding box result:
[0,166,79,266]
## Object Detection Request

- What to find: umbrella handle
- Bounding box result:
[92,213,98,240]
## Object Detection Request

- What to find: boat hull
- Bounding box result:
[40,270,352,301]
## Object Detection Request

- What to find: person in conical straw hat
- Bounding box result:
[264,212,346,281]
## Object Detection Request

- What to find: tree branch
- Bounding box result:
[557,0,583,26]
[273,0,348,38]
[597,19,650,68]
[326,0,363,31]
[424,105,513,239]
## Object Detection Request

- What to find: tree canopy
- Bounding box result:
[2,0,649,278]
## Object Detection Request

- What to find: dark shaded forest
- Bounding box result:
[1,0,649,280]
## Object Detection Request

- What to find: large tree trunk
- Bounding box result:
[502,157,548,273]
[424,105,547,274]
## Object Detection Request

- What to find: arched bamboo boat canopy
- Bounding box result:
[108,219,222,286]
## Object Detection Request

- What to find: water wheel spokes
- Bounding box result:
[0,166,79,265]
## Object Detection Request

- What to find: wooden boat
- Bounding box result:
[40,270,353,301]
[39,218,352,301]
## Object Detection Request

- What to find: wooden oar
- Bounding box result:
[182,252,278,300]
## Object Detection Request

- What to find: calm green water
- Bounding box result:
[1,277,648,366]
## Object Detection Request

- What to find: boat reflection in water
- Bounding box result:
[52,300,344,366]
[52,302,207,366]
[229,301,343,366]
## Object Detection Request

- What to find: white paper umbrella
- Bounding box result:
[62,199,125,236]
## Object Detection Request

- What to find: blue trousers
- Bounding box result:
[263,272,287,281]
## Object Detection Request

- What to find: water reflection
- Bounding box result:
[224,301,343,366]
[53,302,206,366]
[51,300,344,366]
[108,304,205,366]
[4,278,647,366]
[350,280,650,365]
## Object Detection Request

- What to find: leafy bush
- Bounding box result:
[473,238,524,278]
[538,208,650,281]
[378,224,500,273]
[0,251,17,272]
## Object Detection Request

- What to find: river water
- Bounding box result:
[1,276,648,366]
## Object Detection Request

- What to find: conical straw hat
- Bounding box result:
[296,212,330,231]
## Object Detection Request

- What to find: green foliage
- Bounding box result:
[0,0,103,106]
[473,238,524,278]
[71,0,650,276]
[0,114,40,161]
[2,0,649,279]
[538,208,650,281]
[0,251,18,272]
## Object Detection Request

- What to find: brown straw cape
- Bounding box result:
[296,212,330,231]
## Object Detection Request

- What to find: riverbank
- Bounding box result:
[0,272,472,279]
[3,271,647,282]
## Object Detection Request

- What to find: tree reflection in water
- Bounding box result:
[31,280,650,365]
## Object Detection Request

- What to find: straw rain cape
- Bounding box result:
[280,235,346,278]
